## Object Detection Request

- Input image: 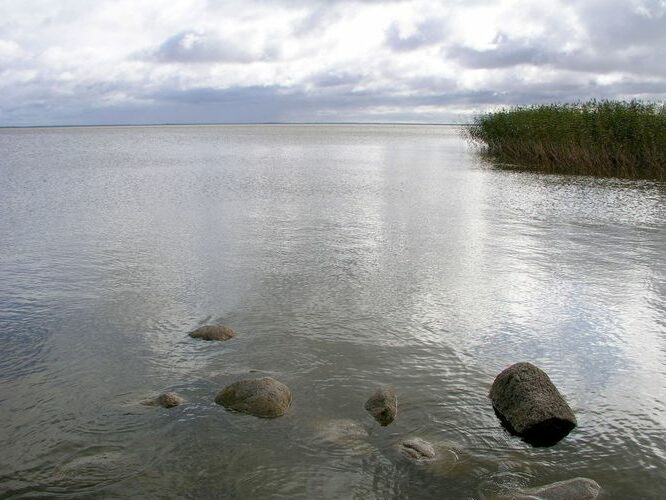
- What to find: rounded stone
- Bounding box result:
[141,392,185,408]
[489,362,576,446]
[215,377,292,418]
[364,387,397,426]
[189,325,235,341]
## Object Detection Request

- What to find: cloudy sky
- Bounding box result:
[1,0,665,126]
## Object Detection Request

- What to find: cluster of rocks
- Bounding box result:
[143,325,293,418]
[140,325,598,499]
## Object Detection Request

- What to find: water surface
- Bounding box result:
[1,125,665,498]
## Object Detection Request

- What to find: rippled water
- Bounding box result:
[0,124,665,498]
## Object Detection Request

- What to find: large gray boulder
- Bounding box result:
[365,387,397,426]
[498,477,601,500]
[189,325,235,341]
[141,392,185,408]
[215,377,291,418]
[489,362,576,446]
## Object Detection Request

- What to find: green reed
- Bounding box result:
[466,100,666,180]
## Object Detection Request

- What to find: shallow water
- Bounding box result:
[0,124,665,498]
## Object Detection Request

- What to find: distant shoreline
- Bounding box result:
[0,122,471,130]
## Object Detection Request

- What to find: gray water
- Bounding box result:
[0,124,665,499]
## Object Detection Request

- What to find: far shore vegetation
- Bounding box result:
[466,100,666,181]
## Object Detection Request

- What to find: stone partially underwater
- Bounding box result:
[141,392,185,408]
[489,362,576,446]
[494,477,602,500]
[312,419,374,456]
[189,324,235,341]
[364,387,398,426]
[215,377,292,418]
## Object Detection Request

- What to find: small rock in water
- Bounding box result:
[215,377,292,418]
[489,362,576,446]
[398,437,437,462]
[364,387,397,426]
[498,477,601,500]
[141,392,185,408]
[189,325,235,341]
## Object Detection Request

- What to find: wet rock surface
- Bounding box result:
[364,387,397,426]
[489,362,576,446]
[215,377,292,418]
[397,437,436,462]
[141,392,185,408]
[189,325,235,341]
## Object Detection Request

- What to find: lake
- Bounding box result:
[0,124,665,498]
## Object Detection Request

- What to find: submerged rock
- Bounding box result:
[141,392,185,408]
[394,437,459,474]
[313,419,373,455]
[189,325,235,341]
[365,387,397,426]
[489,362,576,446]
[53,450,129,486]
[478,471,531,500]
[215,377,291,418]
[397,437,437,462]
[497,477,601,500]
[317,419,369,442]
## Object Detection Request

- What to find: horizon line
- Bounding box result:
[0,121,473,130]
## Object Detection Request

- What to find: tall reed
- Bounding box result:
[467,100,666,180]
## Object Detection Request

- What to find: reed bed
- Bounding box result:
[466,100,666,180]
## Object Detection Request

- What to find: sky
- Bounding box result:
[1,0,665,126]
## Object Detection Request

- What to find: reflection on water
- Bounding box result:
[0,125,665,498]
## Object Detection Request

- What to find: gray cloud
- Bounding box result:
[447,12,666,80]
[3,71,665,127]
[447,33,557,69]
[292,5,343,36]
[309,71,364,88]
[149,30,279,63]
[576,0,666,48]
[385,19,446,51]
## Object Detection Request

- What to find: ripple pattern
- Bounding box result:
[1,125,665,498]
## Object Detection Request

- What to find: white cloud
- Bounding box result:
[0,0,664,125]
[0,39,24,63]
